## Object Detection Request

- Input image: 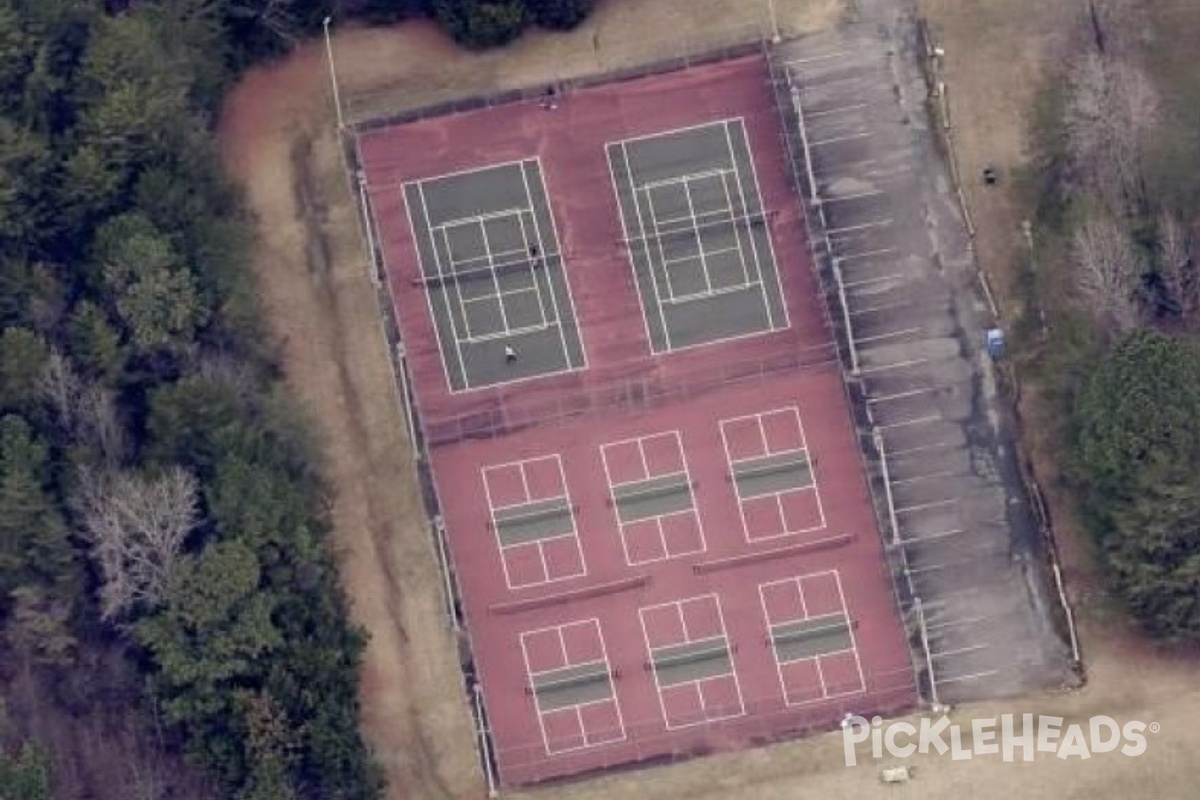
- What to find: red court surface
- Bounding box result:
[357,55,916,786]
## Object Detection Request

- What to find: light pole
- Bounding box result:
[766,0,781,43]
[322,16,345,130]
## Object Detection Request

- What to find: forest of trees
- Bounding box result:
[1020,1,1200,638]
[0,0,601,795]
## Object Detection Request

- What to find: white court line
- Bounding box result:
[682,179,716,295]
[600,431,704,565]
[417,182,471,387]
[723,119,781,331]
[640,166,730,190]
[619,142,674,350]
[802,101,870,119]
[720,407,826,541]
[665,278,761,306]
[442,205,531,224]
[936,669,1000,685]
[673,430,708,559]
[604,146,657,357]
[884,441,961,459]
[481,454,586,590]
[419,156,532,184]
[809,131,873,147]
[531,160,589,369]
[783,51,850,66]
[732,117,790,332]
[522,160,577,367]
[875,414,941,431]
[476,216,512,333]
[893,527,967,546]
[888,470,961,487]
[459,320,549,344]
[718,171,753,286]
[400,183,458,394]
[757,570,866,706]
[520,618,626,754]
[642,185,681,301]
[931,644,989,660]
[638,595,743,730]
[514,212,553,327]
[607,116,742,146]
[853,327,923,346]
[867,386,944,404]
[836,246,899,262]
[842,273,907,290]
[894,498,957,515]
[856,358,929,376]
[822,188,885,203]
[826,218,893,236]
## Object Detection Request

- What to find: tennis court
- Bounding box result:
[759,571,866,706]
[403,159,586,391]
[720,406,826,541]
[357,53,917,787]
[607,118,789,353]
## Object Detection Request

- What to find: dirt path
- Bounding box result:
[216,1,1200,798]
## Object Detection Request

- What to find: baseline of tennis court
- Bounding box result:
[403,158,586,392]
[482,454,587,589]
[639,594,746,730]
[720,406,827,542]
[759,570,866,706]
[607,118,789,354]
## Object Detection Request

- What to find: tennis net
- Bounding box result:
[412,253,554,289]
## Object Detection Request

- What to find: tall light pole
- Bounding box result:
[766,0,781,43]
[322,16,345,130]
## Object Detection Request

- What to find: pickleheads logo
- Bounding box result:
[842,714,1157,766]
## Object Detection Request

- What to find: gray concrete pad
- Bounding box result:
[772,15,1074,704]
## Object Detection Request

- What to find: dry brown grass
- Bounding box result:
[215,0,1200,798]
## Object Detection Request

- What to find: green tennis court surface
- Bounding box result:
[404,159,585,392]
[607,118,789,353]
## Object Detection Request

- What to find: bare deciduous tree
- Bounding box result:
[76,466,200,621]
[38,349,82,434]
[1157,211,1196,317]
[1073,212,1143,333]
[78,384,128,467]
[1065,49,1160,215]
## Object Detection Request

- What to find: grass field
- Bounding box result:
[216,1,1200,798]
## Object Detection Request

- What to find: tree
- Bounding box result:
[1155,211,1196,319]
[0,327,48,414]
[66,300,123,378]
[135,539,284,784]
[1073,329,1200,637]
[0,742,53,800]
[1064,47,1159,216]
[433,0,529,48]
[93,213,209,351]
[0,415,70,596]
[75,466,200,620]
[0,119,54,249]
[1072,211,1144,334]
[527,0,591,29]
